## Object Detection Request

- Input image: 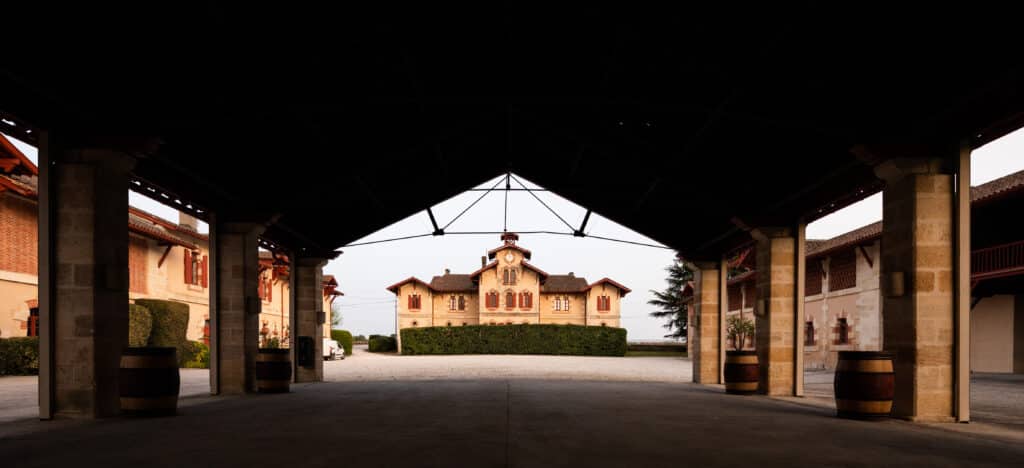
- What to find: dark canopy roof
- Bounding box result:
[2,5,1022,259]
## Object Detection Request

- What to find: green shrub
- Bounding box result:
[0,337,39,375]
[401,324,627,356]
[368,335,397,352]
[128,303,153,347]
[182,341,210,369]
[332,330,353,355]
[134,299,190,365]
[353,334,368,343]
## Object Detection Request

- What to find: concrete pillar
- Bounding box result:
[45,148,134,418]
[294,256,327,383]
[876,157,956,422]
[690,261,722,384]
[213,221,264,394]
[752,227,797,396]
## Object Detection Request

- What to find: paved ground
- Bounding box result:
[2,347,1023,466]
[0,369,211,423]
[2,378,1023,467]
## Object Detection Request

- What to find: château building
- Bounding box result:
[386,232,630,330]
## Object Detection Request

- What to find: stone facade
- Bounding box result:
[387,233,629,335]
[0,134,338,344]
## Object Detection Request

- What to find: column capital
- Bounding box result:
[873,157,952,184]
[750,226,792,242]
[56,147,136,173]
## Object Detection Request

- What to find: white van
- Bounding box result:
[323,338,343,360]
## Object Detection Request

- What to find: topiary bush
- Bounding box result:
[401,324,627,356]
[332,329,353,355]
[182,341,210,369]
[134,299,190,365]
[368,334,397,353]
[0,337,39,375]
[128,303,153,347]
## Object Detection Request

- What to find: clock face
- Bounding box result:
[505,252,514,262]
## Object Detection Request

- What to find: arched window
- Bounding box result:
[449,295,457,310]
[805,321,816,346]
[503,268,518,285]
[837,318,849,344]
[458,295,466,310]
[519,291,532,309]
[411,321,418,327]
[505,290,516,309]
[554,296,562,311]
[486,291,499,309]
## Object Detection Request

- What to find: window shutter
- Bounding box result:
[201,255,209,288]
[407,295,412,309]
[184,249,192,284]
[267,280,272,301]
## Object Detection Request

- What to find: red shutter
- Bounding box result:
[201,255,209,288]
[183,249,192,284]
[267,280,272,301]
[407,295,412,309]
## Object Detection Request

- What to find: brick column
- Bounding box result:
[690,261,722,384]
[876,158,955,421]
[752,227,797,396]
[213,222,264,394]
[294,256,327,383]
[49,149,134,417]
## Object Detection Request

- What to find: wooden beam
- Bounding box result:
[858,244,874,268]
[157,244,173,268]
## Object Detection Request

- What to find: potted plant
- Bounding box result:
[723,315,758,395]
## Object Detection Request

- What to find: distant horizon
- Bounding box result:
[5,128,1024,340]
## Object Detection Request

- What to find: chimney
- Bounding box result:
[179,212,198,231]
[444,268,450,275]
[481,256,487,267]
[568,272,574,277]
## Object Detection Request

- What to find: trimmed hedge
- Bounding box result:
[134,299,190,365]
[401,324,627,356]
[182,341,210,369]
[128,304,153,347]
[0,337,39,375]
[331,329,353,356]
[368,334,397,353]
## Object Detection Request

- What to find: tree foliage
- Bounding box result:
[648,258,693,340]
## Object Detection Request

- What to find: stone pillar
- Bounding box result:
[48,149,134,417]
[294,256,327,383]
[213,221,264,394]
[690,261,722,384]
[877,158,955,421]
[1015,295,1024,374]
[752,227,797,396]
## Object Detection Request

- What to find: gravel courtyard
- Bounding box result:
[323,345,691,383]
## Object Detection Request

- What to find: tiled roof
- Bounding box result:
[385,276,431,294]
[972,168,1024,204]
[429,273,476,292]
[129,210,198,249]
[540,274,589,293]
[487,243,532,260]
[587,278,631,295]
[806,221,882,258]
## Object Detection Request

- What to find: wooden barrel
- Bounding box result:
[119,347,180,416]
[256,349,292,393]
[834,351,894,419]
[724,350,759,395]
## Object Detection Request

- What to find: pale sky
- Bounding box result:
[5,128,1024,340]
